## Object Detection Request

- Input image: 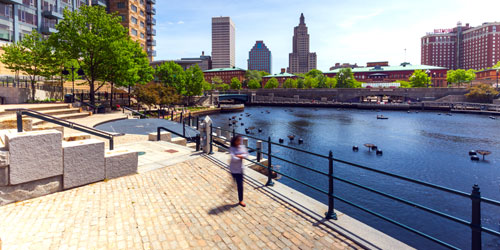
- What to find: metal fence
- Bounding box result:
[209,126,500,250]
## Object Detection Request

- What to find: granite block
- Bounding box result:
[105,150,138,179]
[148,132,172,142]
[62,139,105,189]
[6,130,63,185]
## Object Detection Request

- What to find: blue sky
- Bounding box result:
[155,0,499,73]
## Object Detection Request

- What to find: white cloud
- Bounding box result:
[338,9,384,29]
[177,21,185,25]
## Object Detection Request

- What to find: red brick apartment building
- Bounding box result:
[203,67,246,84]
[421,22,500,70]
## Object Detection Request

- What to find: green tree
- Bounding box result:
[103,38,153,108]
[283,78,297,88]
[297,78,305,89]
[398,80,412,88]
[214,83,230,91]
[211,76,223,85]
[0,30,56,101]
[305,69,323,78]
[316,75,328,88]
[335,68,356,88]
[493,61,500,69]
[447,69,476,87]
[264,78,279,89]
[133,83,160,110]
[155,61,186,94]
[326,77,337,88]
[202,81,212,91]
[230,77,242,89]
[465,83,499,103]
[51,5,129,106]
[184,65,204,104]
[247,79,261,89]
[258,71,270,77]
[244,70,262,85]
[409,70,432,88]
[304,76,319,88]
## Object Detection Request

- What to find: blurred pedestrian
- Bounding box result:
[229,135,248,207]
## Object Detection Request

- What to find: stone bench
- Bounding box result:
[171,137,187,146]
[62,139,105,189]
[148,131,172,142]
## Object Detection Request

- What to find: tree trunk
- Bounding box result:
[31,79,36,101]
[90,80,95,107]
[110,82,114,109]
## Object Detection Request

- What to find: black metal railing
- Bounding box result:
[8,109,124,150]
[123,106,147,119]
[210,126,500,250]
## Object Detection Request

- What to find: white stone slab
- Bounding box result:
[105,150,138,179]
[6,130,63,185]
[63,139,105,189]
[171,137,187,146]
[148,132,172,142]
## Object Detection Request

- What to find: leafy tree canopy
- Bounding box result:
[305,69,323,78]
[264,78,279,89]
[155,61,186,94]
[230,77,242,89]
[409,70,431,88]
[465,83,499,103]
[446,69,476,86]
[283,78,297,89]
[247,79,261,89]
[335,68,357,88]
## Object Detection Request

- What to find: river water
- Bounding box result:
[206,106,500,249]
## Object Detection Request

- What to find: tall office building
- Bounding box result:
[288,13,316,74]
[248,40,272,73]
[212,16,235,69]
[108,0,156,61]
[421,22,500,70]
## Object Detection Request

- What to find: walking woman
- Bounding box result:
[229,135,248,207]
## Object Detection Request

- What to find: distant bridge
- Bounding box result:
[217,94,249,102]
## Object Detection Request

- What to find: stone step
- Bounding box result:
[32,112,91,126]
[23,108,82,117]
[0,104,72,117]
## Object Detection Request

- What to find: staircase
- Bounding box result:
[0,103,92,126]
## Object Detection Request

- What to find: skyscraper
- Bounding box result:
[288,13,316,74]
[212,16,235,69]
[248,41,272,73]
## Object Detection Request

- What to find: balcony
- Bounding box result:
[147,39,156,46]
[40,25,57,35]
[147,28,156,36]
[147,50,156,57]
[147,0,155,4]
[42,10,63,19]
[146,6,156,15]
[91,0,107,7]
[0,0,22,4]
[147,17,156,25]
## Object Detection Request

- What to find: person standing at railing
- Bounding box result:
[229,135,248,207]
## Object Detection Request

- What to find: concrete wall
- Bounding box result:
[214,88,470,103]
[0,87,63,104]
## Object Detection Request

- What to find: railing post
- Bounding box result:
[195,134,200,151]
[471,184,482,250]
[171,110,174,121]
[16,111,23,132]
[196,116,200,129]
[256,140,262,162]
[157,127,161,141]
[325,151,338,220]
[180,112,183,123]
[265,137,274,186]
[188,113,192,126]
[232,128,235,138]
[109,136,114,150]
[182,119,186,138]
[209,124,213,154]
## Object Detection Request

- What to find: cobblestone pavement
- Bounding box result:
[0,157,360,250]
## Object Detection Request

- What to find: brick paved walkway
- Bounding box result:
[0,157,360,250]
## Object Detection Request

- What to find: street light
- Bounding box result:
[425,70,431,88]
[496,68,499,89]
[62,66,85,99]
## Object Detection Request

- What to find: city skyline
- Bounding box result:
[155,0,500,71]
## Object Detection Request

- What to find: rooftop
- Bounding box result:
[204,67,246,72]
[263,72,296,78]
[325,64,447,74]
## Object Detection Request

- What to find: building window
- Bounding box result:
[131,16,137,24]
[117,2,125,8]
[140,33,145,39]
[140,21,144,28]
[131,4,137,12]
[140,10,144,17]
[131,29,138,36]
[119,15,126,22]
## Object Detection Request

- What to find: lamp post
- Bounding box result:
[425,70,431,88]
[496,68,499,89]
